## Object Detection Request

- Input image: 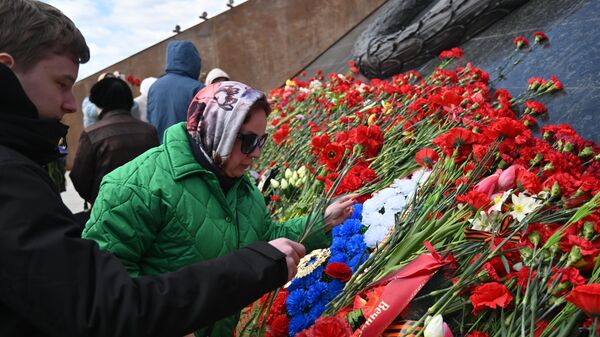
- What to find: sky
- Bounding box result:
[42,0,247,80]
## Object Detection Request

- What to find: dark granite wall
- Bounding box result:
[300,0,600,143]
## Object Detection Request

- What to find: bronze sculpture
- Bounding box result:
[353,0,530,78]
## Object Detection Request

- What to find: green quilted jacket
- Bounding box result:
[82,123,330,337]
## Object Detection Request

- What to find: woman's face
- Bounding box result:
[223,107,267,178]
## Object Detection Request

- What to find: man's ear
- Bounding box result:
[0,53,16,68]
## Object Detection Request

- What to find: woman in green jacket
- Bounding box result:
[82,81,355,337]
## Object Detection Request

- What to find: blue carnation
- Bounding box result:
[306,281,327,304]
[328,253,348,264]
[308,303,327,323]
[286,289,307,316]
[289,313,310,336]
[325,279,345,299]
[347,234,367,255]
[334,219,361,237]
[304,265,324,284]
[351,203,363,219]
[329,240,347,255]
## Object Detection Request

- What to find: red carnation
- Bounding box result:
[325,262,353,282]
[550,75,563,91]
[528,77,546,90]
[533,31,548,44]
[320,142,345,171]
[549,267,587,296]
[457,190,491,210]
[466,331,490,337]
[272,124,291,145]
[348,60,359,74]
[311,134,331,156]
[513,36,529,49]
[439,47,464,60]
[485,117,528,139]
[566,284,600,317]
[415,148,439,168]
[507,266,537,292]
[269,314,289,337]
[516,169,542,194]
[312,316,353,337]
[469,282,513,314]
[524,100,547,115]
[433,127,479,162]
[521,115,537,127]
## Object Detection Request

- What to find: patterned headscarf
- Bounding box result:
[186,81,268,166]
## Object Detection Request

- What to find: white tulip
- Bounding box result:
[285,168,293,179]
[298,165,307,178]
[280,178,289,190]
[424,314,444,337]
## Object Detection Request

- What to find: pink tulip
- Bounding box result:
[444,323,454,337]
[497,165,522,192]
[475,171,500,197]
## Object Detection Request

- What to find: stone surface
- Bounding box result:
[301,0,600,143]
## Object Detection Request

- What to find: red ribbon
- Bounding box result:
[355,242,453,337]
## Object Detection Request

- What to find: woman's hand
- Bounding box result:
[323,194,359,231]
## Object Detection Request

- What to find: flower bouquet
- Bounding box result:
[238,32,600,337]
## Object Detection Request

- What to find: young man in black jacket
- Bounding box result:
[0,1,305,336]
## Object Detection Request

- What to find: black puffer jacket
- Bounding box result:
[0,63,288,337]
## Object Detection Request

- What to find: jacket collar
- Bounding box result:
[98,108,130,120]
[0,64,68,165]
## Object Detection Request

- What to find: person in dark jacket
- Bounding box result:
[147,40,204,143]
[0,1,306,336]
[70,77,159,207]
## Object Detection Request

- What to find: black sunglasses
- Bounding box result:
[237,132,268,154]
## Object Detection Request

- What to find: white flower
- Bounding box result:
[309,79,322,90]
[280,178,289,190]
[362,170,429,247]
[510,193,542,222]
[424,315,444,337]
[298,165,307,178]
[489,190,511,213]
[270,179,280,188]
[292,176,302,188]
[284,168,293,179]
[469,211,502,231]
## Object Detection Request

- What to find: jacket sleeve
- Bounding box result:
[263,208,331,253]
[0,160,288,337]
[82,179,159,277]
[69,131,95,204]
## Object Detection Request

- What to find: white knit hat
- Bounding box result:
[205,68,230,85]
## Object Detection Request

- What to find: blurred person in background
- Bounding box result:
[133,76,157,122]
[70,77,159,217]
[147,40,204,143]
[205,67,230,85]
